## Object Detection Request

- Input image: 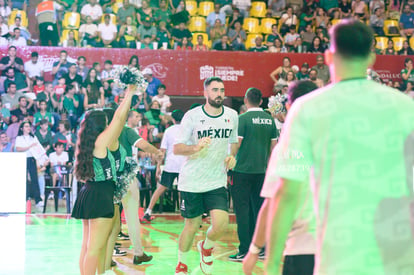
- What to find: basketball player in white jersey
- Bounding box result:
[173,77,239,275]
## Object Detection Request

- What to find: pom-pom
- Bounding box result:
[268,94,288,115]
[113,66,148,92]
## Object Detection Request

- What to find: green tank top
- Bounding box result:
[92,149,117,182]
[110,145,127,175]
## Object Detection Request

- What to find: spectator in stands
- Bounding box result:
[128,55,141,70]
[233,0,251,17]
[370,7,385,36]
[64,64,83,92]
[156,20,171,49]
[98,13,118,47]
[277,70,297,87]
[0,130,12,152]
[0,46,23,75]
[52,50,73,86]
[24,52,44,89]
[0,0,10,20]
[268,0,286,17]
[176,36,192,50]
[279,7,298,36]
[193,34,209,51]
[9,0,27,12]
[308,36,326,53]
[268,37,286,53]
[62,30,78,47]
[152,84,171,113]
[101,60,115,87]
[227,8,244,29]
[250,36,268,52]
[0,32,7,46]
[0,98,10,127]
[213,34,233,51]
[119,15,138,48]
[312,54,330,85]
[228,21,246,51]
[266,24,282,47]
[370,0,385,14]
[315,8,329,29]
[298,7,316,33]
[382,38,396,55]
[137,16,157,44]
[400,4,414,37]
[139,34,154,49]
[137,0,154,25]
[4,67,29,94]
[81,0,103,24]
[132,91,151,114]
[82,68,105,109]
[16,120,44,208]
[143,68,161,97]
[296,62,310,79]
[33,100,54,130]
[338,0,352,18]
[77,56,89,81]
[54,76,66,101]
[9,17,31,42]
[309,68,324,87]
[36,82,53,110]
[403,81,414,98]
[154,0,172,25]
[0,15,8,38]
[401,58,414,87]
[352,0,368,20]
[399,40,414,55]
[2,82,24,110]
[171,22,192,49]
[117,0,137,25]
[144,100,165,129]
[6,114,19,145]
[270,57,292,83]
[301,24,316,49]
[49,142,69,187]
[35,0,63,47]
[53,119,76,159]
[210,18,227,47]
[79,15,99,47]
[63,85,80,127]
[9,27,26,47]
[207,3,226,31]
[284,25,300,51]
[287,0,303,12]
[291,36,306,53]
[11,96,32,122]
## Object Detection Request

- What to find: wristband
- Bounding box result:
[249,243,262,255]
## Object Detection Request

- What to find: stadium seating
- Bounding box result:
[62,12,81,30]
[186,0,198,16]
[198,1,214,17]
[243,17,260,33]
[189,16,207,32]
[245,33,263,49]
[261,18,277,34]
[250,2,267,18]
[8,9,28,27]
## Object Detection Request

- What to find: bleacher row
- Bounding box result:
[6,1,412,52]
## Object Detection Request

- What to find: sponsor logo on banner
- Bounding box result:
[142,63,169,79]
[200,65,244,81]
[38,55,78,72]
[376,69,401,83]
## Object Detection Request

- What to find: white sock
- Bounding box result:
[145,208,152,215]
[203,237,214,249]
[178,250,188,265]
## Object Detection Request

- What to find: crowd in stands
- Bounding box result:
[0,0,410,53]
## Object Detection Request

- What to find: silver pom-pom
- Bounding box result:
[113,66,148,93]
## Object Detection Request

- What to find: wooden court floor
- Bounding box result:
[0,211,265,275]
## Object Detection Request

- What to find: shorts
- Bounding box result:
[160,171,179,189]
[282,254,314,275]
[180,187,228,219]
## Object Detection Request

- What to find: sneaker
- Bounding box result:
[113,247,127,256]
[48,193,54,200]
[133,253,153,265]
[111,259,117,267]
[35,201,44,208]
[117,232,129,240]
[142,213,153,223]
[197,240,213,275]
[258,250,265,260]
[228,252,246,262]
[175,262,188,275]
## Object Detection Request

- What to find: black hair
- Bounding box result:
[404,58,413,67]
[8,45,16,51]
[104,60,112,65]
[203,76,223,90]
[18,96,26,102]
[39,118,49,125]
[171,109,184,123]
[78,56,86,61]
[287,80,318,104]
[103,108,115,124]
[54,142,65,148]
[7,81,16,89]
[65,84,74,93]
[245,88,262,106]
[60,50,68,55]
[158,84,166,90]
[17,121,34,137]
[330,19,373,59]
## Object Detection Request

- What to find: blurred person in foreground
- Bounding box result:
[264,19,414,275]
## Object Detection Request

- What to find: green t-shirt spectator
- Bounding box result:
[145,109,163,126]
[154,8,172,23]
[4,72,28,92]
[119,126,142,157]
[33,111,54,128]
[234,108,278,173]
[63,95,79,115]
[401,68,414,85]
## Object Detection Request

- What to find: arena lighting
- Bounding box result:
[0,152,26,213]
